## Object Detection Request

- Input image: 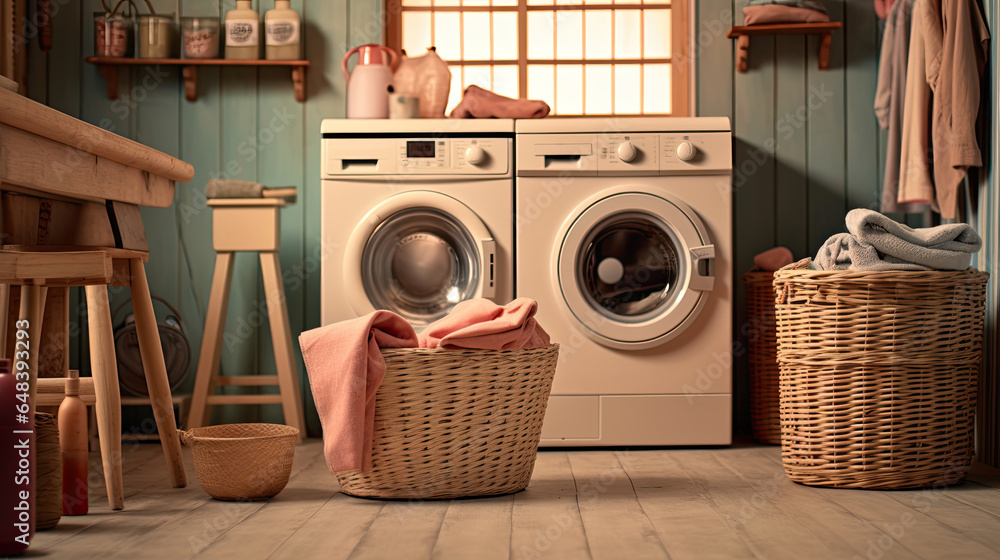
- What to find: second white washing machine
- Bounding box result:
[321,119,514,328]
[516,117,733,446]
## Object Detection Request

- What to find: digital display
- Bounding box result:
[407,141,435,158]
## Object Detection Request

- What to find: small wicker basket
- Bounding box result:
[335,344,560,500]
[774,267,989,490]
[743,269,781,445]
[181,423,298,500]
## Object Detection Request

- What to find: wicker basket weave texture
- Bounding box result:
[182,423,298,501]
[774,268,989,490]
[35,412,61,530]
[335,344,560,500]
[743,269,781,445]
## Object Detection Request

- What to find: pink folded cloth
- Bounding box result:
[418,298,551,350]
[299,311,418,473]
[753,247,795,271]
[449,85,551,119]
[743,5,831,24]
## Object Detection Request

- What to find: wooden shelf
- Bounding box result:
[84,57,309,102]
[726,23,842,72]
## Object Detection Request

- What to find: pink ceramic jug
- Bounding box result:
[342,44,398,119]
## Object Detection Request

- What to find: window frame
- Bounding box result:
[385,0,690,117]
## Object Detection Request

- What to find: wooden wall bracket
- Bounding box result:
[726,23,843,73]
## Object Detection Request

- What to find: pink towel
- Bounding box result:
[743,5,831,25]
[299,311,418,473]
[449,85,551,119]
[753,247,795,271]
[418,298,551,350]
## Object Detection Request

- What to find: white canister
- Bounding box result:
[389,93,420,119]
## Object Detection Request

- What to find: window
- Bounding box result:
[385,0,689,116]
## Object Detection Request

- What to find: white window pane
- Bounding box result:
[585,65,612,114]
[463,13,492,59]
[584,10,612,58]
[643,0,669,4]
[402,13,432,55]
[643,9,671,58]
[556,10,583,60]
[527,12,554,59]
[615,0,642,5]
[614,65,640,113]
[436,0,460,6]
[527,0,552,5]
[614,10,641,58]
[493,65,519,98]
[464,65,492,89]
[446,66,464,115]
[527,65,555,109]
[402,0,431,6]
[493,12,518,60]
[434,13,462,59]
[493,0,517,5]
[463,0,490,6]
[556,65,583,115]
[642,63,671,113]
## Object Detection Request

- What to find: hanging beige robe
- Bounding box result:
[897,0,938,210]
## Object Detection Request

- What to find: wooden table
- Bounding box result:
[0,87,195,508]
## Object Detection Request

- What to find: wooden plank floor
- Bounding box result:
[32,440,1000,559]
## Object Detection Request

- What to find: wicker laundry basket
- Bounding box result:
[335,344,560,500]
[774,267,989,489]
[743,269,781,444]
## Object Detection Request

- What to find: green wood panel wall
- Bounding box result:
[31,0,898,437]
[697,0,899,434]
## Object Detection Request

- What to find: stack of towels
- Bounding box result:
[744,0,830,25]
[812,209,982,271]
[299,298,550,474]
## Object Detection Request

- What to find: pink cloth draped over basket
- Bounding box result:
[299,298,551,473]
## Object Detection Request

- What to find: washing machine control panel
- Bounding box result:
[599,135,659,174]
[323,136,512,176]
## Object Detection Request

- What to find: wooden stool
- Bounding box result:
[0,247,187,510]
[187,198,305,439]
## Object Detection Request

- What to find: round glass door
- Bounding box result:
[556,191,715,349]
[361,208,479,325]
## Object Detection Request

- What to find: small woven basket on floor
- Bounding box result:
[335,344,560,500]
[743,269,781,445]
[774,267,989,490]
[181,423,298,500]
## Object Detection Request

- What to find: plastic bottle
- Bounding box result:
[0,358,33,555]
[58,371,88,516]
[264,0,300,60]
[225,0,259,60]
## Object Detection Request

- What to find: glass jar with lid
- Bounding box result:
[182,17,220,59]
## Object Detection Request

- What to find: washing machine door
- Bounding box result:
[556,190,715,350]
[344,191,496,327]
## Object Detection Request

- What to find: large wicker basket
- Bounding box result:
[335,344,559,499]
[774,267,989,489]
[743,269,781,444]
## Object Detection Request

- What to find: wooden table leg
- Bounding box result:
[188,252,235,430]
[18,285,43,426]
[129,259,186,488]
[84,285,124,510]
[260,252,305,441]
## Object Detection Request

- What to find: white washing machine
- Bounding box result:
[321,119,514,328]
[515,117,733,446]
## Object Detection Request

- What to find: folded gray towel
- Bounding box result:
[813,209,982,271]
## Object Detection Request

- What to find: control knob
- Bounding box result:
[465,145,487,166]
[676,141,697,162]
[617,141,637,163]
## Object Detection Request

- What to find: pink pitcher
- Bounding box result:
[342,44,398,119]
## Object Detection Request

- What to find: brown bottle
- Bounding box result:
[58,371,88,515]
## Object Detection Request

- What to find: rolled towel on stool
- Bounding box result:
[206,179,297,201]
